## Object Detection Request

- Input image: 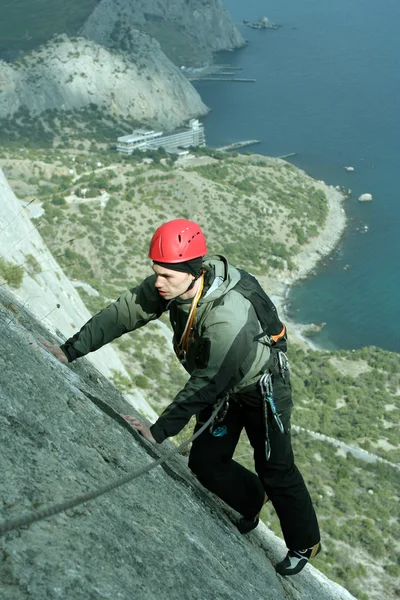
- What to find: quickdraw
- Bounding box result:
[259,372,285,460]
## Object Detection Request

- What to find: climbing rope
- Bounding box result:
[0,396,225,535]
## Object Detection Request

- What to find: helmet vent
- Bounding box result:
[178,235,181,243]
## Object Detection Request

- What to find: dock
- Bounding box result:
[213,65,244,70]
[277,153,297,159]
[217,140,261,152]
[190,77,256,82]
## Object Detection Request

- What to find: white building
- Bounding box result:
[116,119,206,155]
[116,129,163,154]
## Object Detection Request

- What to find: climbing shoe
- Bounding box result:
[237,515,260,534]
[275,542,321,576]
[237,493,269,534]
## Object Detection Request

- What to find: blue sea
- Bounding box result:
[193,0,400,352]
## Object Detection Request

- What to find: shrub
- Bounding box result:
[0,258,24,288]
[24,254,41,276]
[134,375,149,389]
[52,196,66,205]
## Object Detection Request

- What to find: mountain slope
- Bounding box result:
[80,0,245,66]
[0,34,208,127]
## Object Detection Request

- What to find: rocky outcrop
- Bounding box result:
[358,193,373,202]
[0,34,208,128]
[0,282,357,600]
[243,17,280,30]
[0,168,156,419]
[80,0,245,66]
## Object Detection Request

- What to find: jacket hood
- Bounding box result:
[199,255,241,305]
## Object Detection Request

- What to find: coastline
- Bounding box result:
[264,182,348,350]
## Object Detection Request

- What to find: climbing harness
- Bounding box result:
[0,392,225,536]
[259,372,285,460]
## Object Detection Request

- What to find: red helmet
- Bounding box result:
[149,219,207,263]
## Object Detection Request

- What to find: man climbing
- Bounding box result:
[41,218,320,576]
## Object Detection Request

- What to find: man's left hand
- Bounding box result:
[121,415,157,444]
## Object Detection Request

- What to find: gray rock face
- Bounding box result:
[0,168,157,421]
[0,34,208,127]
[80,0,246,65]
[0,284,356,600]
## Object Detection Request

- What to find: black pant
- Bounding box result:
[188,396,320,550]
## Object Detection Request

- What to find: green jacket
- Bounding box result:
[61,256,278,443]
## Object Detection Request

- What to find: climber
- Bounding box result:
[40,218,320,576]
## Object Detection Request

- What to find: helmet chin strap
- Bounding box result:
[180,267,204,295]
[182,276,196,295]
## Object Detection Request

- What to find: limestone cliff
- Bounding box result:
[0,283,357,600]
[0,34,208,128]
[80,0,246,66]
[0,168,156,420]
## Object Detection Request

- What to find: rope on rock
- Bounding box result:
[0,397,225,535]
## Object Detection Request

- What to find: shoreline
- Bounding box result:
[264,182,348,351]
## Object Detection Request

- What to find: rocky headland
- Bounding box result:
[0,0,245,126]
[0,34,208,129]
[80,0,246,66]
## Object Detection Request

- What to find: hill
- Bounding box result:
[1,0,244,65]
[0,0,244,125]
[0,34,208,127]
[80,0,245,66]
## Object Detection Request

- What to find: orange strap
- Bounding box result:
[178,273,205,356]
[271,324,286,344]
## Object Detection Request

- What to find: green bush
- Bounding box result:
[52,196,66,205]
[134,375,149,389]
[385,564,400,577]
[24,253,42,276]
[0,258,24,288]
[110,370,132,392]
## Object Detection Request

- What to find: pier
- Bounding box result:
[190,77,256,82]
[277,153,297,159]
[213,65,243,70]
[217,140,261,152]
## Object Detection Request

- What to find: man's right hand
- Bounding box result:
[39,338,69,364]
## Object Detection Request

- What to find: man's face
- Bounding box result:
[152,264,195,300]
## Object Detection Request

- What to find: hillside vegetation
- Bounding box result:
[1,116,399,600]
[1,0,98,52]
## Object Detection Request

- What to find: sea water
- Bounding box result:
[193,0,400,352]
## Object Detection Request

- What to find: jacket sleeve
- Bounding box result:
[60,275,165,361]
[150,293,260,443]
